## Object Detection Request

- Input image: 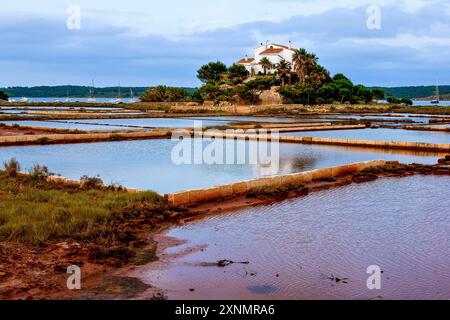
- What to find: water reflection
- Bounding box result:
[0,139,443,194]
[285,128,450,144]
[142,175,450,300]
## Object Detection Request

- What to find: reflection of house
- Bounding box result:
[237,42,295,75]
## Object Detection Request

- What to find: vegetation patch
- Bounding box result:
[0,160,169,247]
[247,182,308,198]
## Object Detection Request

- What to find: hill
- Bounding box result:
[369,85,450,99]
[0,86,196,98]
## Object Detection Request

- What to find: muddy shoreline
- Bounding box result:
[1,160,449,300]
[128,160,450,299]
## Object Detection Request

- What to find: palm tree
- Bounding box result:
[275,59,292,86]
[292,48,308,80]
[292,48,319,84]
[259,57,272,75]
[311,65,330,87]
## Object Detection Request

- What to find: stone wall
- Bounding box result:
[0,130,171,146]
[404,125,450,132]
[199,131,450,152]
[166,160,387,206]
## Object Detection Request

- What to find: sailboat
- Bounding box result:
[115,82,122,103]
[64,89,70,102]
[130,88,134,102]
[431,81,440,104]
[87,79,97,102]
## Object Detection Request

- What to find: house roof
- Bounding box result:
[237,57,255,64]
[272,44,295,52]
[260,47,284,55]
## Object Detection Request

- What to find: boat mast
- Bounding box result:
[90,79,95,98]
[436,81,440,102]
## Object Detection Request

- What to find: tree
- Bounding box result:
[259,57,272,75]
[197,83,223,101]
[140,86,189,102]
[228,64,249,83]
[275,59,292,86]
[197,61,228,83]
[0,90,8,101]
[292,48,319,84]
[353,85,374,103]
[310,65,330,87]
[372,89,385,100]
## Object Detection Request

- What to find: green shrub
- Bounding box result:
[80,175,104,189]
[36,137,52,144]
[3,158,21,177]
[28,164,52,181]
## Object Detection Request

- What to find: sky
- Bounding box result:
[0,0,449,87]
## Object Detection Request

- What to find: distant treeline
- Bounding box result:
[2,85,449,100]
[369,85,450,99]
[1,86,196,98]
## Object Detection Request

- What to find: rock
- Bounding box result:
[433,169,450,175]
[258,87,282,105]
[352,174,378,183]
[217,259,249,267]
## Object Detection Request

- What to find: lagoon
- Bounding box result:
[284,128,449,144]
[0,120,133,131]
[0,139,442,194]
[144,175,450,299]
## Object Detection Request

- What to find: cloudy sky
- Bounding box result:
[0,0,449,87]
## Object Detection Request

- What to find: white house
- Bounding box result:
[237,42,295,75]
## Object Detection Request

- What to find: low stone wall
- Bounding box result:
[404,125,450,132]
[0,129,171,146]
[275,124,365,133]
[231,122,333,129]
[4,124,144,134]
[297,136,450,152]
[198,131,450,152]
[166,160,387,206]
[46,176,143,194]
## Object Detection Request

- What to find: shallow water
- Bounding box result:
[412,101,450,106]
[317,114,431,123]
[6,97,139,104]
[144,175,450,300]
[0,120,133,131]
[285,128,449,144]
[0,139,442,193]
[182,116,335,123]
[52,118,235,129]
[0,106,124,111]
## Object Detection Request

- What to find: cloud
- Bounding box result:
[0,0,449,87]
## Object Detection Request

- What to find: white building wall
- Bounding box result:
[237,43,295,75]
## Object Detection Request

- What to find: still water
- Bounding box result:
[143,175,450,300]
[182,116,335,123]
[0,106,124,110]
[7,97,139,104]
[285,128,449,144]
[0,139,442,194]
[0,120,133,131]
[317,114,431,124]
[51,118,248,128]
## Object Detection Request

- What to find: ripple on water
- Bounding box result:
[145,175,450,300]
